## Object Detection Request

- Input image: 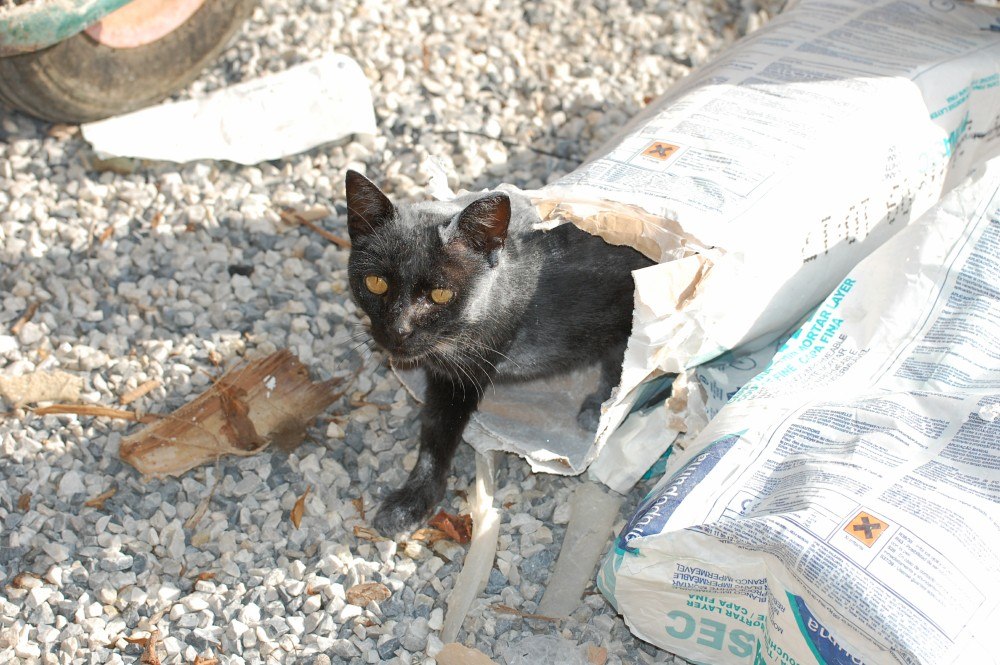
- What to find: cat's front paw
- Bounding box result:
[373,480,445,535]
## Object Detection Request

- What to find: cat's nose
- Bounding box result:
[393,322,413,341]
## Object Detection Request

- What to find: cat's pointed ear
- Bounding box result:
[456,193,510,265]
[345,170,395,242]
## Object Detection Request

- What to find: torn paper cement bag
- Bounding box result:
[461,0,1000,486]
[81,53,376,164]
[599,159,1000,665]
[588,337,788,493]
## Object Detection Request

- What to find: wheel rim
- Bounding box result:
[84,0,209,49]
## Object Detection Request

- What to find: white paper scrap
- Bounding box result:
[81,53,377,165]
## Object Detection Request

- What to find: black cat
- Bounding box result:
[344,170,653,534]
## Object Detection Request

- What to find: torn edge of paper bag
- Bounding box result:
[531,194,706,263]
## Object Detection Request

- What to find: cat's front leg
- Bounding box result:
[373,370,480,535]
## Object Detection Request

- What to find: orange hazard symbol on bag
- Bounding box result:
[642,141,679,161]
[845,511,889,547]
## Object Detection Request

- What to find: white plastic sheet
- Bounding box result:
[81,53,377,164]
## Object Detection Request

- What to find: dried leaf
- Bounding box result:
[349,398,391,410]
[434,643,499,665]
[282,205,328,223]
[218,385,264,451]
[353,525,386,542]
[269,418,308,453]
[34,404,158,423]
[492,604,559,623]
[427,510,473,545]
[120,379,162,405]
[89,154,139,175]
[290,486,311,529]
[47,124,79,140]
[184,473,221,531]
[9,301,39,335]
[351,496,366,520]
[587,645,609,665]
[120,350,345,477]
[123,630,162,665]
[345,581,391,606]
[193,657,219,665]
[10,572,42,589]
[17,492,31,511]
[142,635,162,665]
[84,487,117,510]
[399,540,429,559]
[0,371,83,408]
[279,206,352,249]
[195,572,216,582]
[410,527,450,546]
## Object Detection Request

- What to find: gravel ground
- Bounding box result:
[0,1,782,663]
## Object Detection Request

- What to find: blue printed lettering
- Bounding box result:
[697,618,727,650]
[730,629,755,658]
[666,610,695,640]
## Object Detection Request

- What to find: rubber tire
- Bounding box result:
[0,0,257,123]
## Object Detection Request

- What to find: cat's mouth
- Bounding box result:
[381,342,431,366]
[369,331,427,365]
[388,352,428,369]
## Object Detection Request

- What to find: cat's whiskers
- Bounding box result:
[456,346,500,393]
[344,338,382,372]
[450,328,519,375]
[432,333,496,398]
[333,330,372,348]
[450,350,490,398]
[347,336,373,355]
[458,316,524,370]
[427,347,470,401]
[451,360,480,399]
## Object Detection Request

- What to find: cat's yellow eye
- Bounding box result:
[430,288,454,304]
[365,274,389,295]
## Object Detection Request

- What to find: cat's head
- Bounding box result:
[344,170,510,363]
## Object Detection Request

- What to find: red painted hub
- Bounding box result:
[85,0,209,49]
